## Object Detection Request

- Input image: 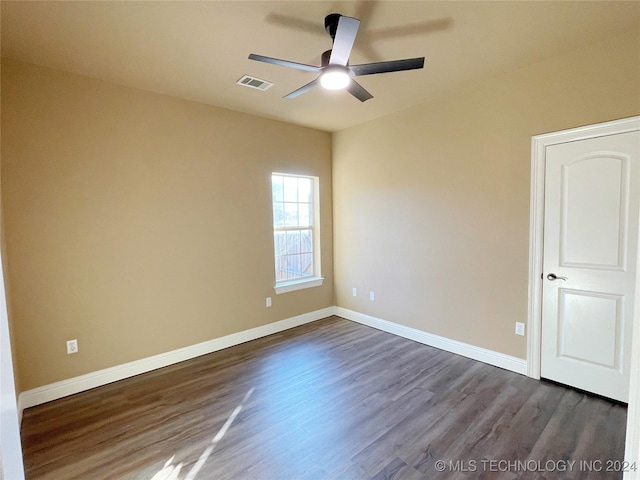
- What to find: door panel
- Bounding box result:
[542,131,640,402]
[560,154,628,269]
[558,289,621,368]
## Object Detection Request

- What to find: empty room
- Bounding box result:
[1,1,640,479]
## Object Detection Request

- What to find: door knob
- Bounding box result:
[547,273,568,281]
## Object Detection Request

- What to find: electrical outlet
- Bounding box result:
[266,297,272,307]
[515,322,525,336]
[352,288,357,297]
[369,291,375,301]
[66,339,78,354]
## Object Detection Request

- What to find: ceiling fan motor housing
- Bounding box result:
[324,13,342,40]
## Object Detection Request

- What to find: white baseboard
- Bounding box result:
[18,305,527,419]
[18,307,334,415]
[334,307,528,375]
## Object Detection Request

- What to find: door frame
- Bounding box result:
[528,116,640,377]
[527,116,640,474]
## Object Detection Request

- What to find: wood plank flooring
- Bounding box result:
[20,316,628,479]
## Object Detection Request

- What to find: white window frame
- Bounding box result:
[271,173,323,294]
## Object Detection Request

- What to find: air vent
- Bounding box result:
[236,75,274,91]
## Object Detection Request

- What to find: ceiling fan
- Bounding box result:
[248,13,425,102]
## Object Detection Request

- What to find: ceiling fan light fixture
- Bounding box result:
[320,67,350,90]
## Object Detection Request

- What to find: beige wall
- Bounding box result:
[0,55,21,392]
[1,60,333,391]
[333,29,640,359]
[1,52,28,478]
[2,26,639,393]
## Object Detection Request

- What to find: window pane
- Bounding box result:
[272,175,284,202]
[286,231,301,255]
[284,203,299,227]
[298,177,312,203]
[298,203,311,227]
[289,254,301,278]
[280,254,290,279]
[274,231,287,256]
[275,256,287,282]
[283,176,298,202]
[282,256,292,280]
[301,253,313,276]
[300,229,313,253]
[273,202,285,228]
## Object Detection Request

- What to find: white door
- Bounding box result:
[541,130,640,403]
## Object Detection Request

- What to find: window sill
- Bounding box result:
[274,277,324,295]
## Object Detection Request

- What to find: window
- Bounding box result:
[271,173,323,294]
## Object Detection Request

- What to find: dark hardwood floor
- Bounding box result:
[20,316,627,479]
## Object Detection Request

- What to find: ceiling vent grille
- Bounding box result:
[236,75,274,91]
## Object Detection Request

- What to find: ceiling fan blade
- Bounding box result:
[248,54,321,73]
[329,16,360,66]
[284,77,321,99]
[346,79,373,102]
[349,57,425,76]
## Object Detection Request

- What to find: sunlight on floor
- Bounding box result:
[149,388,255,480]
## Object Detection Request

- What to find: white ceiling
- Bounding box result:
[2,1,639,132]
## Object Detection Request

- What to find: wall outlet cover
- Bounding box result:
[66,339,78,354]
